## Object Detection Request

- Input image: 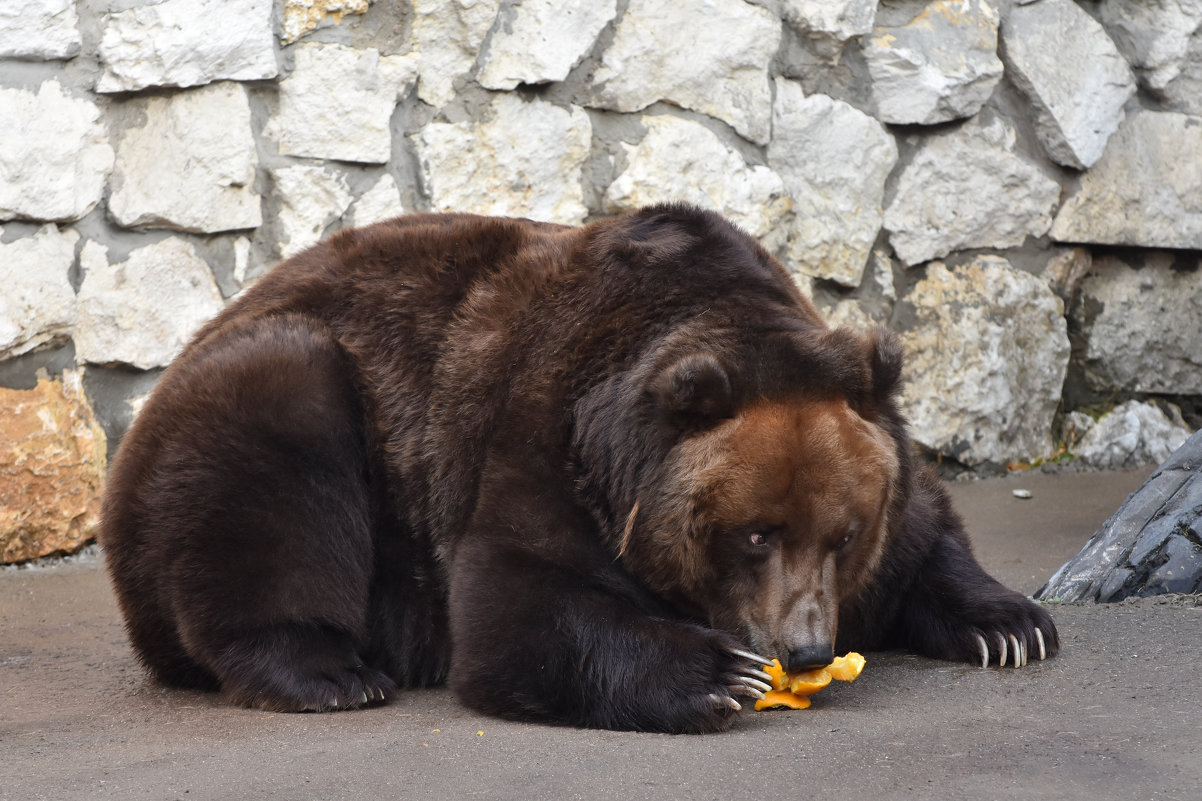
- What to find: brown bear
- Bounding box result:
[100,205,1057,734]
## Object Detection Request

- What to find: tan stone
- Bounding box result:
[281,0,370,44]
[0,371,106,564]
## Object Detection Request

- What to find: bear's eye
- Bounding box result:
[748,530,773,547]
[836,526,860,552]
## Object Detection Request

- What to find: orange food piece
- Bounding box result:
[756,690,811,710]
[826,652,866,682]
[754,653,866,711]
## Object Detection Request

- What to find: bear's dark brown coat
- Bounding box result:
[101,206,1057,733]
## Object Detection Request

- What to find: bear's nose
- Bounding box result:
[786,643,834,673]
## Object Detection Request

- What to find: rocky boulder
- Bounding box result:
[1037,429,1202,602]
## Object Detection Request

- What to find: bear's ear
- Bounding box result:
[867,328,904,403]
[650,353,734,428]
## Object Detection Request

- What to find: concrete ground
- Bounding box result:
[4,468,1200,801]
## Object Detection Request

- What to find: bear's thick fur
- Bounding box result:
[101,206,1057,733]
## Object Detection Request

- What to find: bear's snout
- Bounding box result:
[786,643,835,673]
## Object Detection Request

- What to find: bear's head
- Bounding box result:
[612,327,907,674]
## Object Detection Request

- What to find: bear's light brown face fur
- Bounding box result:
[628,397,899,662]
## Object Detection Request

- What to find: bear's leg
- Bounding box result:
[124,316,395,710]
[448,537,770,733]
[890,472,1060,668]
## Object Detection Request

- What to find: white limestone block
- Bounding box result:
[768,80,897,287]
[96,0,277,93]
[414,94,591,225]
[282,0,371,44]
[0,225,79,359]
[271,165,354,258]
[412,0,502,107]
[590,0,781,145]
[884,115,1061,265]
[864,0,1003,125]
[478,0,617,90]
[603,115,791,242]
[1050,110,1202,249]
[109,82,261,234]
[0,81,113,223]
[1002,0,1136,169]
[0,0,81,61]
[267,43,418,164]
[898,257,1070,466]
[75,239,225,369]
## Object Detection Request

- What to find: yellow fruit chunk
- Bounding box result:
[755,653,866,711]
[826,652,866,682]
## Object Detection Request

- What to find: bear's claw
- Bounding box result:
[973,628,1047,669]
[708,693,742,712]
[729,647,773,665]
[724,646,776,703]
[728,675,770,700]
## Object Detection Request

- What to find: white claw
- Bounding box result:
[732,684,767,701]
[998,634,1008,668]
[1009,635,1021,669]
[745,668,775,683]
[974,633,989,668]
[709,693,742,712]
[735,675,773,694]
[361,692,369,704]
[1021,639,1028,667]
[1035,628,1046,660]
[730,647,773,667]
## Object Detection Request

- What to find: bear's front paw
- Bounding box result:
[959,594,1059,669]
[662,636,776,733]
[911,588,1060,670]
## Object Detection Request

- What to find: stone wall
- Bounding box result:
[2,0,1201,560]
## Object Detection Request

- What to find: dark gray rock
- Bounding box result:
[1036,430,1202,602]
